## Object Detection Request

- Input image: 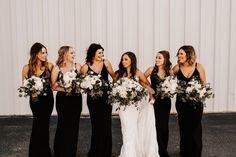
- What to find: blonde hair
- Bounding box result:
[56,46,71,67]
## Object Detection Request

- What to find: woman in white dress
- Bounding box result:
[115,52,160,157]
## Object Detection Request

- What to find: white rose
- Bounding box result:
[199,88,206,98]
[34,79,43,90]
[186,86,193,93]
[120,91,127,98]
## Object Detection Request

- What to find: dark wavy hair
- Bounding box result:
[85,43,104,65]
[177,45,196,65]
[116,51,137,79]
[28,42,49,77]
[152,50,172,76]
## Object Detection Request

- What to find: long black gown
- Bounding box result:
[28,71,54,157]
[176,63,203,157]
[53,69,82,157]
[87,63,112,157]
[150,70,171,157]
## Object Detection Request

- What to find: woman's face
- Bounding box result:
[65,47,75,62]
[37,47,48,62]
[177,49,187,63]
[93,49,104,61]
[155,53,165,67]
[122,54,131,68]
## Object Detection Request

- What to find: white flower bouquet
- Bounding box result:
[108,77,148,110]
[80,71,104,98]
[57,70,83,94]
[18,75,48,101]
[156,75,178,99]
[177,77,214,106]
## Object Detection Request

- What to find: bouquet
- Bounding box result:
[177,77,214,106]
[108,77,148,110]
[18,75,48,101]
[156,75,178,99]
[80,71,105,98]
[57,70,83,94]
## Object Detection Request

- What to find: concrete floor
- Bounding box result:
[0,113,236,157]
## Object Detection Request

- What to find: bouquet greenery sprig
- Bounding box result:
[18,75,49,102]
[177,77,214,106]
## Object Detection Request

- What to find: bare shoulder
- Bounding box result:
[147,66,154,73]
[22,64,29,79]
[75,62,82,70]
[172,64,179,74]
[48,62,54,71]
[22,64,29,71]
[136,69,144,76]
[80,63,89,74]
[52,64,60,71]
[81,63,88,69]
[104,59,111,66]
[197,63,204,70]
[196,63,205,73]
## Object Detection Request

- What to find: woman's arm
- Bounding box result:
[104,59,115,80]
[76,62,82,72]
[51,65,64,91]
[48,62,54,72]
[172,64,179,75]
[197,63,206,84]
[22,64,29,81]
[144,67,153,78]
[80,63,88,74]
[137,69,155,95]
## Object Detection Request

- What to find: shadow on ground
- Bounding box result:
[0,113,236,157]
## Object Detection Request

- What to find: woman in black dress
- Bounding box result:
[80,43,115,157]
[172,45,206,157]
[51,46,82,157]
[144,50,172,157]
[21,42,54,157]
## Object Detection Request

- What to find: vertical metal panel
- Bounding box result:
[0,0,235,115]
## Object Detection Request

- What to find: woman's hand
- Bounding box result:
[149,95,155,105]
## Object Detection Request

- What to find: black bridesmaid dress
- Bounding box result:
[87,62,112,157]
[53,68,82,157]
[175,63,203,157]
[150,70,171,157]
[28,71,54,157]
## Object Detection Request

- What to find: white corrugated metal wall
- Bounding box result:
[0,0,235,115]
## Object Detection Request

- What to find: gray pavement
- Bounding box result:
[0,113,236,157]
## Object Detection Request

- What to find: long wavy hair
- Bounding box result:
[28,42,49,77]
[85,43,104,65]
[116,51,137,79]
[56,46,71,67]
[152,50,172,77]
[177,45,196,65]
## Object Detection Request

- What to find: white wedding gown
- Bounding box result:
[118,97,159,157]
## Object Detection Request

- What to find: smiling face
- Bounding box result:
[177,49,187,64]
[36,47,48,62]
[65,47,75,62]
[93,48,104,62]
[122,54,131,68]
[155,53,165,67]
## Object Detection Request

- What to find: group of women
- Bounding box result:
[22,42,206,157]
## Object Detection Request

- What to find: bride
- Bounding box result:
[115,52,160,157]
